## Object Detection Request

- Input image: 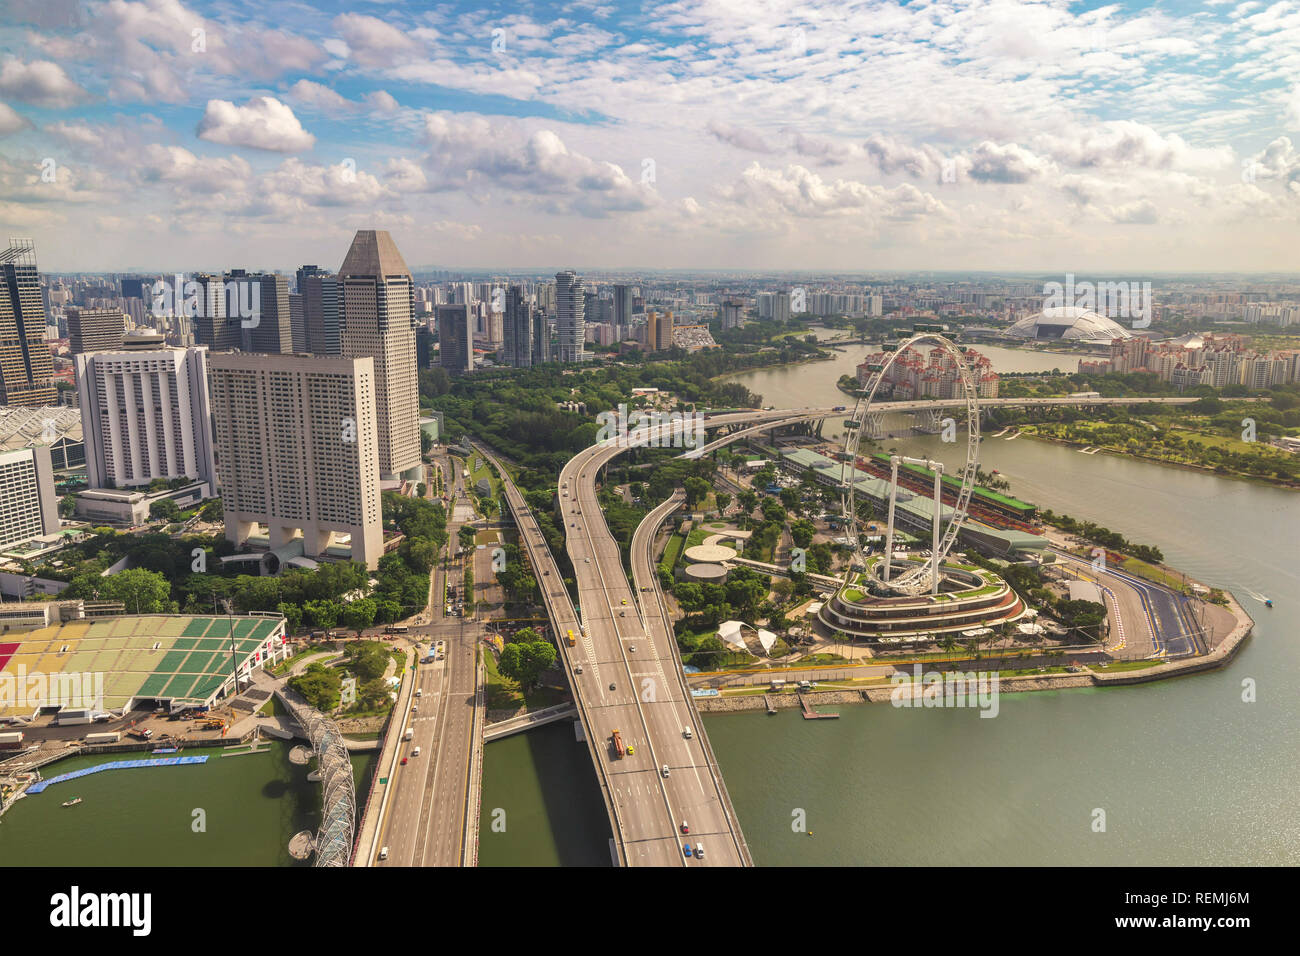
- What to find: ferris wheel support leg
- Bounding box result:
[883,456,899,583]
[931,469,942,595]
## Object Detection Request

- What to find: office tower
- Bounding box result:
[0,239,56,406]
[75,346,216,490]
[208,352,382,569]
[532,309,551,365]
[67,307,126,354]
[288,293,306,352]
[120,277,148,300]
[437,303,474,373]
[338,230,420,480]
[555,270,585,363]
[614,284,634,331]
[0,445,59,549]
[299,272,341,355]
[502,286,533,368]
[415,324,434,370]
[228,270,291,354]
[192,273,241,351]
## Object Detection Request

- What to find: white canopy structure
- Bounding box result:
[717,620,749,652]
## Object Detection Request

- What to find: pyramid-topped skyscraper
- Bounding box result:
[338,229,421,481]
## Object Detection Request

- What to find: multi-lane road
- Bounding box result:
[372,455,483,867]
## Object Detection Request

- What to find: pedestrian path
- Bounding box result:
[27,756,209,793]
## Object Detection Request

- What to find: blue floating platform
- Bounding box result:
[28,755,208,794]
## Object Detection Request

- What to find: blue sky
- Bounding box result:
[1,0,1298,272]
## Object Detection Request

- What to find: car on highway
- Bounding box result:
[609,683,616,690]
[629,644,637,652]
[661,764,670,777]
[683,727,692,739]
[620,599,627,605]
[575,664,583,674]
[695,843,704,859]
[626,744,635,755]
[400,757,408,765]
[584,557,590,563]
[683,843,693,858]
[680,820,689,834]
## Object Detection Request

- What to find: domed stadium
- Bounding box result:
[1005,306,1131,342]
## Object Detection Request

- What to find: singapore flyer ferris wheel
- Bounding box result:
[838,330,982,597]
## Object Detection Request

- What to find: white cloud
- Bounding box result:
[333,13,419,66]
[0,102,31,137]
[287,79,352,112]
[0,58,89,108]
[419,113,658,217]
[707,119,775,154]
[197,97,316,152]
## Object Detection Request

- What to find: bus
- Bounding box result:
[386,625,409,635]
[566,629,577,647]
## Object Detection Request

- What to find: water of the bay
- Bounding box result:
[0,742,377,866]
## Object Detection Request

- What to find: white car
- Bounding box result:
[661,764,670,777]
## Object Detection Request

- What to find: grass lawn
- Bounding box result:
[660,532,686,572]
[484,651,566,712]
[1095,659,1162,672]
[1120,556,1188,591]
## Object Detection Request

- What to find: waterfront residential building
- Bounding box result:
[74,346,216,490]
[338,230,421,481]
[0,239,56,407]
[207,352,382,569]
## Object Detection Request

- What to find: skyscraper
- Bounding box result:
[298,265,340,355]
[614,284,634,332]
[0,446,59,549]
[66,307,126,354]
[502,286,533,368]
[555,270,585,363]
[437,303,474,373]
[532,309,551,366]
[338,230,421,480]
[192,273,241,351]
[75,346,216,490]
[229,271,291,354]
[208,352,382,569]
[0,239,56,406]
[288,293,307,352]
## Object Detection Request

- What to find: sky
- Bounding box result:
[1,0,1298,274]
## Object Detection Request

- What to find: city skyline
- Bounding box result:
[1,1,1298,274]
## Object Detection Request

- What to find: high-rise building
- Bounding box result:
[67,307,126,354]
[208,352,382,569]
[502,286,533,368]
[288,293,306,352]
[415,323,434,370]
[718,298,745,331]
[0,239,56,406]
[532,309,551,366]
[0,446,59,549]
[555,270,585,363]
[297,265,340,355]
[647,310,674,351]
[338,230,421,480]
[192,273,241,351]
[120,277,148,300]
[74,346,216,490]
[228,271,292,354]
[437,303,474,373]
[614,284,634,331]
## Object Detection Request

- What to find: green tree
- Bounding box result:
[149,498,182,521]
[340,599,378,634]
[498,639,556,690]
[288,663,342,710]
[73,567,174,613]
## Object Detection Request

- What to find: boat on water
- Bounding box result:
[61,797,82,807]
[1265,598,1273,608]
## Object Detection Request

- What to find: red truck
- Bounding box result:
[611,729,625,758]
